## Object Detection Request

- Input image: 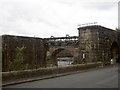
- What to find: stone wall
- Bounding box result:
[97,26,119,63]
[78,25,120,64]
[2,62,101,81]
[2,35,47,72]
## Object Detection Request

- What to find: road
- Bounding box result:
[3,64,119,88]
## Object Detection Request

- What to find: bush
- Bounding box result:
[8,47,29,71]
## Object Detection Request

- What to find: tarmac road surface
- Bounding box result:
[3,64,119,88]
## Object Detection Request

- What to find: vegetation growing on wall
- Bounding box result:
[8,47,29,71]
[115,28,120,31]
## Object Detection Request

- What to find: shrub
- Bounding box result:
[8,47,29,71]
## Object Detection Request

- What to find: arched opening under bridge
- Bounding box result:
[111,42,119,63]
[51,48,74,66]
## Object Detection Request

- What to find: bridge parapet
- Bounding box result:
[44,36,79,47]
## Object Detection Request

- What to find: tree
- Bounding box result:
[115,28,120,31]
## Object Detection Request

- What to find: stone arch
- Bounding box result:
[50,48,74,66]
[51,48,74,59]
[110,41,119,63]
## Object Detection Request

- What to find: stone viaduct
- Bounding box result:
[1,25,120,71]
[45,25,120,65]
[44,35,79,66]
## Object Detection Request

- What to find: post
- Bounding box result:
[82,53,86,63]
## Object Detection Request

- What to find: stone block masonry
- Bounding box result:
[1,25,120,72]
[2,35,47,72]
[2,62,101,82]
[78,25,120,64]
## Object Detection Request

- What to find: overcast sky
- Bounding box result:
[0,0,119,38]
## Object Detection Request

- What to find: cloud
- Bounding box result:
[0,0,118,38]
[83,2,117,10]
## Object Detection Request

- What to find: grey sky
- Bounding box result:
[0,0,119,38]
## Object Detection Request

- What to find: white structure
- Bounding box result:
[110,59,114,64]
[82,53,85,59]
